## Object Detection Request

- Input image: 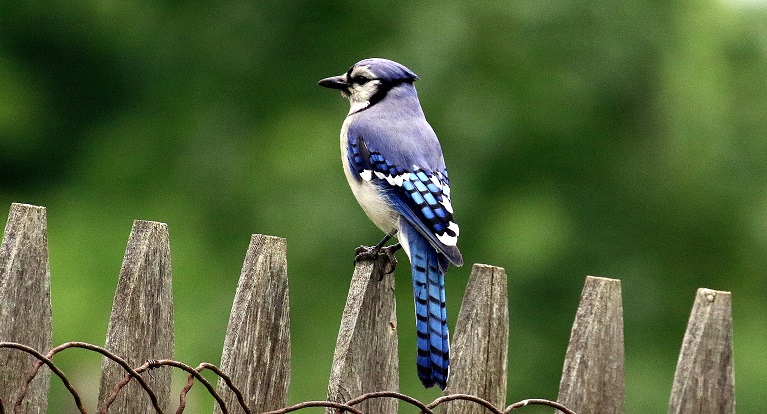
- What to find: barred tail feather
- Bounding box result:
[400,221,450,389]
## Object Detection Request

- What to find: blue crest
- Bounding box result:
[353,58,419,83]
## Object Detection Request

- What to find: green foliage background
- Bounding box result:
[2,0,766,412]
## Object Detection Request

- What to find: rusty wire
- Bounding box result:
[197,362,251,412]
[0,341,87,413]
[267,391,578,414]
[504,398,577,413]
[0,340,577,414]
[346,390,434,413]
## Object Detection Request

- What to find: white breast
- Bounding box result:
[340,116,399,233]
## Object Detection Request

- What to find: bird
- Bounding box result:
[318,58,463,390]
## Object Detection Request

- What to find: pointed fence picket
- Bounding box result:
[97,220,174,413]
[0,203,737,413]
[0,204,52,413]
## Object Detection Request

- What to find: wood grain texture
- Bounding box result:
[96,220,174,414]
[0,203,52,414]
[442,264,508,414]
[215,235,291,414]
[668,288,734,414]
[326,256,398,414]
[557,276,624,414]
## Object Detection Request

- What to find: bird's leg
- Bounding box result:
[374,228,397,250]
[355,229,397,257]
[355,229,401,276]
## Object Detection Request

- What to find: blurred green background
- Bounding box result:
[2,0,766,412]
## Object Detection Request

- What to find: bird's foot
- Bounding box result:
[355,243,401,277]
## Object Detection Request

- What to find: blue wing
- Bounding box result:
[347,129,463,267]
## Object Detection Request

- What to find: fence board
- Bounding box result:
[96,220,174,414]
[326,255,398,414]
[557,276,624,414]
[215,235,291,414]
[443,264,509,414]
[668,288,734,414]
[0,201,746,413]
[0,203,52,413]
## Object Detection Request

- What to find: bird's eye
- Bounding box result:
[352,76,370,85]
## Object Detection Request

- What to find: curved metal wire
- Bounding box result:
[428,393,504,413]
[0,341,579,414]
[0,342,87,414]
[345,390,435,413]
[504,398,578,414]
[260,400,365,414]
[196,362,252,414]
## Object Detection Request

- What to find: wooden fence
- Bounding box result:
[0,202,735,413]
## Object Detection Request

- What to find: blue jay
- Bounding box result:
[319,58,463,390]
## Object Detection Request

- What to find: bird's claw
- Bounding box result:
[355,243,401,278]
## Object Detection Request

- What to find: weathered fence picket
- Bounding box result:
[326,252,399,414]
[0,202,744,413]
[215,234,291,414]
[556,276,625,414]
[96,220,174,414]
[0,203,52,413]
[668,288,734,414]
[442,264,509,414]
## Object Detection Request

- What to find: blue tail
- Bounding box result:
[401,222,450,389]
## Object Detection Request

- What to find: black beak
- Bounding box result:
[318,75,349,90]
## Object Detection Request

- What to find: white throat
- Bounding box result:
[348,99,370,114]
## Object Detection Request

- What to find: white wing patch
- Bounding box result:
[363,169,410,188]
[439,194,454,214]
[429,174,442,189]
[436,222,460,246]
[357,158,459,248]
[431,172,454,213]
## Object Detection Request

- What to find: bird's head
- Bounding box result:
[318,58,419,113]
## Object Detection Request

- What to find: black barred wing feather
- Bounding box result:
[348,136,463,266]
